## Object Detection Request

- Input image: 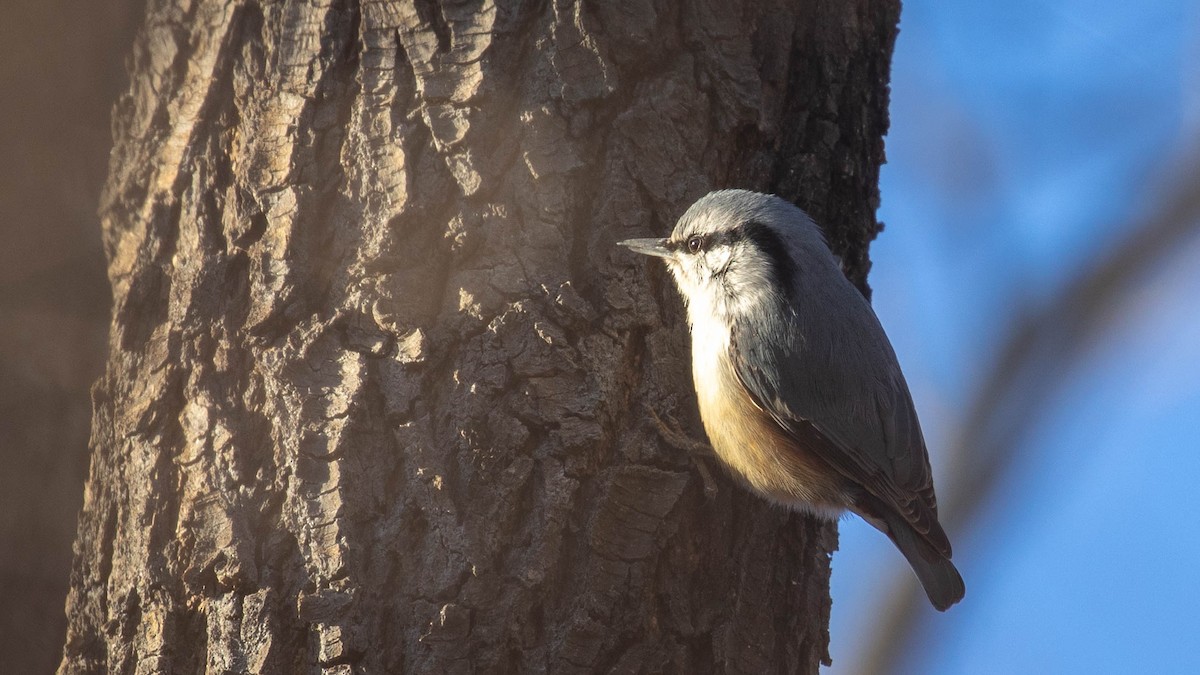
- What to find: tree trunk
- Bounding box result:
[60,1,898,672]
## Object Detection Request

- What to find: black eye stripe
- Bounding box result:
[667,221,794,294]
[737,220,796,294]
[667,234,712,253]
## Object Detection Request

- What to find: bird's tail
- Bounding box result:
[880,510,965,611]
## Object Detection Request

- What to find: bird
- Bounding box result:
[618,189,965,611]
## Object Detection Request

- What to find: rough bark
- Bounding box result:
[60,1,898,673]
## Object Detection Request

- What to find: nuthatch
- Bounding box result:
[619,189,964,611]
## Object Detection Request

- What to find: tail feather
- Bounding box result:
[883,511,965,611]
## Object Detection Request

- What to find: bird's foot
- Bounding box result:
[644,405,719,500]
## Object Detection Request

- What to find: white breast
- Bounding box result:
[687,299,731,415]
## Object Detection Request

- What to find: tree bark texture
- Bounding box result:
[61,1,898,672]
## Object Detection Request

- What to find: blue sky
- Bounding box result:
[828,1,1200,673]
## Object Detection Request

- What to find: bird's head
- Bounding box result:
[619,190,831,323]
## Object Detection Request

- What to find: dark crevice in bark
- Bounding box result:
[415,0,452,55]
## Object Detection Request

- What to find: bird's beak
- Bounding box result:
[617,238,672,259]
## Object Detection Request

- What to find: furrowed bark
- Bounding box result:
[61,1,899,672]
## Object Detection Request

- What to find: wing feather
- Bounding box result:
[730,298,951,557]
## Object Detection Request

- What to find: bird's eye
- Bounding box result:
[686,235,704,253]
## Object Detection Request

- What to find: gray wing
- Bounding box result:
[730,290,951,556]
